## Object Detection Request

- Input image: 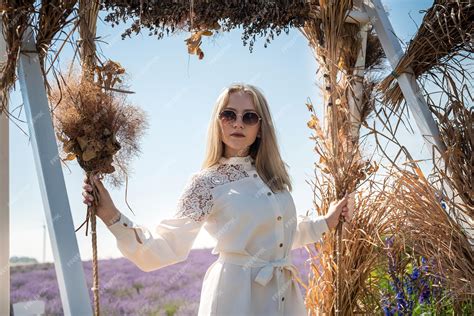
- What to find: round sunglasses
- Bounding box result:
[218,109,262,126]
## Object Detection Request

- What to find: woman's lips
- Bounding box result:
[230,134,245,138]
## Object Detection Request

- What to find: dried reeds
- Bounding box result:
[0,1,35,115]
[305,177,395,314]
[36,0,77,75]
[423,70,473,219]
[304,100,382,315]
[380,162,473,304]
[300,0,388,313]
[378,0,473,111]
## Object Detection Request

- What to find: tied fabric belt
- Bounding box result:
[217,252,302,312]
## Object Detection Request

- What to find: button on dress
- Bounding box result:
[107,155,329,316]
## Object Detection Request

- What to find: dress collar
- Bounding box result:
[218,154,255,170]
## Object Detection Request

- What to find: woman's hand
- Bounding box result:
[324,191,355,230]
[82,175,120,226]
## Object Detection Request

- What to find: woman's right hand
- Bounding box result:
[82,175,120,226]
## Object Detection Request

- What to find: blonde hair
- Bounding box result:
[201,83,292,193]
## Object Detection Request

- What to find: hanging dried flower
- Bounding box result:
[50,65,148,188]
[184,29,213,60]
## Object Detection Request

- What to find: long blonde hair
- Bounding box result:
[201,83,292,193]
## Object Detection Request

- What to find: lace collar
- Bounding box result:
[218,154,255,170]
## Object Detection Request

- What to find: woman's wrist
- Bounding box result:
[104,208,121,227]
[324,214,333,231]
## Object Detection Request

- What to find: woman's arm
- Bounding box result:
[290,192,354,250]
[106,210,206,272]
[82,173,213,272]
[291,214,330,250]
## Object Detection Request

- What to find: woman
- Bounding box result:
[82,83,355,315]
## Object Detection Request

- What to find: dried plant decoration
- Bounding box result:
[36,0,77,74]
[303,99,381,314]
[299,0,388,313]
[182,0,220,60]
[378,0,473,112]
[100,0,314,53]
[52,69,147,185]
[380,161,473,304]
[50,64,147,315]
[184,29,214,60]
[422,69,473,219]
[0,1,35,115]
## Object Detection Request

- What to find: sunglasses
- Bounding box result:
[218,109,262,126]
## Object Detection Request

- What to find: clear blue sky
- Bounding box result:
[8,0,434,262]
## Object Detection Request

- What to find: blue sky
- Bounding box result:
[7,0,434,262]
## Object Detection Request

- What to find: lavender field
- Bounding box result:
[11,248,317,315]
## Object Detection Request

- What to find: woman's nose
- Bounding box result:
[232,115,245,128]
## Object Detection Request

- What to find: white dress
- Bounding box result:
[107,154,329,316]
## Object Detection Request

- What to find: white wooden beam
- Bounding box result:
[348,21,369,140]
[17,26,93,315]
[363,0,445,153]
[0,16,11,316]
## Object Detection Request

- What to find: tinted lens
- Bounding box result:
[243,112,260,126]
[219,110,236,123]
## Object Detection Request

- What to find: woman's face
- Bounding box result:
[218,91,261,158]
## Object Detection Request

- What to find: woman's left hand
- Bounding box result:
[324,191,356,230]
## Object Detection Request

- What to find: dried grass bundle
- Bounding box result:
[424,71,473,218]
[51,68,147,188]
[300,0,388,313]
[304,101,382,315]
[0,1,35,114]
[304,176,394,314]
[383,163,473,302]
[36,0,77,72]
[378,0,473,111]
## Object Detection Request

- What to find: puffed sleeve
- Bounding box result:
[106,172,214,272]
[291,213,330,250]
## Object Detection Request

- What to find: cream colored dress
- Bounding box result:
[107,155,329,316]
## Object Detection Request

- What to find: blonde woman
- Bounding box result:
[82,83,355,316]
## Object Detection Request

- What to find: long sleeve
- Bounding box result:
[291,213,329,250]
[107,172,214,272]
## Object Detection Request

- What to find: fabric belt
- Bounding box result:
[217,252,302,312]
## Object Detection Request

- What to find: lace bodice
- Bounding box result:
[174,155,255,222]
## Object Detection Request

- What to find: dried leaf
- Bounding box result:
[64,153,76,161]
[77,136,88,151]
[82,149,97,162]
